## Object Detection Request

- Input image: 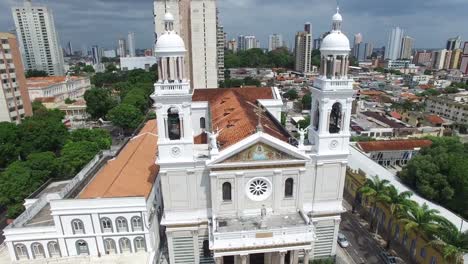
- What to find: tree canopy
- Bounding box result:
[399,137,468,218]
[224,48,294,69]
[107,104,144,131]
[25,70,48,78]
[84,88,117,119]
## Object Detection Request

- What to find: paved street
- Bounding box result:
[340,211,383,264]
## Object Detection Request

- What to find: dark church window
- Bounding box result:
[168,107,181,140]
[202,240,210,257]
[313,102,320,131]
[200,117,206,129]
[222,182,231,201]
[329,102,342,134]
[285,178,293,197]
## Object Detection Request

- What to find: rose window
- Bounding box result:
[245,177,272,201]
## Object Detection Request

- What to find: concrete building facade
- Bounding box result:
[11,0,64,76]
[400,36,414,60]
[385,27,404,60]
[294,23,312,73]
[269,34,283,52]
[0,32,32,123]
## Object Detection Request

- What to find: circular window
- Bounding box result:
[246,177,272,201]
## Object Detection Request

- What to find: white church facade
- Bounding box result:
[1,8,353,264]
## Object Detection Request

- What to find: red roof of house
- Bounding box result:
[390,111,402,120]
[425,114,444,125]
[357,139,433,153]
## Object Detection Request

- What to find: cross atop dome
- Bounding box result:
[332,6,343,31]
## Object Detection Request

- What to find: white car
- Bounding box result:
[337,233,349,248]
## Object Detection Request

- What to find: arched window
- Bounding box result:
[167,107,181,140]
[101,217,112,233]
[47,241,60,257]
[131,216,143,231]
[119,238,132,253]
[71,219,84,234]
[313,101,320,131]
[285,178,294,197]
[200,117,206,129]
[116,217,128,232]
[76,240,89,255]
[15,243,28,260]
[222,182,232,201]
[329,102,342,133]
[134,237,146,252]
[104,239,117,254]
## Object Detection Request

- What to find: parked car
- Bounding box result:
[380,251,397,264]
[337,233,349,248]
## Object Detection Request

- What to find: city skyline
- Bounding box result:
[1,0,467,51]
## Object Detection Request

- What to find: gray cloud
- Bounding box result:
[1,0,467,52]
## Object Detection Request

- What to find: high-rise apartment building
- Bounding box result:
[269,34,283,51]
[227,39,237,52]
[448,49,462,69]
[216,20,225,82]
[400,36,414,60]
[364,42,373,60]
[446,36,462,51]
[432,49,447,70]
[294,23,312,73]
[154,0,218,89]
[0,32,32,123]
[353,33,363,60]
[385,27,404,60]
[66,41,73,57]
[11,0,65,76]
[91,45,101,65]
[127,32,136,57]
[118,38,127,57]
[244,36,257,50]
[460,42,468,74]
[237,35,246,51]
[413,50,432,66]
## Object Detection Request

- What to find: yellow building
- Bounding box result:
[345,168,448,264]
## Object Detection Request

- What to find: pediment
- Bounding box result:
[207,132,310,167]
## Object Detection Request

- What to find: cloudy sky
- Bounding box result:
[1,0,467,51]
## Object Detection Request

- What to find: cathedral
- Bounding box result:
[2,7,353,264]
[152,7,353,264]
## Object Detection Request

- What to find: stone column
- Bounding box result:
[323,57,327,77]
[240,254,248,264]
[332,55,337,79]
[303,250,310,264]
[157,58,162,80]
[279,251,286,264]
[215,257,223,264]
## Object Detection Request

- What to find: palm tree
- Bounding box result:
[383,185,414,249]
[399,203,445,236]
[358,175,391,233]
[429,220,468,264]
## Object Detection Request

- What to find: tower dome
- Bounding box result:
[320,7,350,53]
[155,12,186,56]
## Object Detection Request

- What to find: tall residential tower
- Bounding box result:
[153,0,218,89]
[385,27,404,60]
[294,23,312,73]
[11,0,64,76]
[0,32,32,123]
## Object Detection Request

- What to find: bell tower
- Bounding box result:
[308,7,354,156]
[151,12,194,164]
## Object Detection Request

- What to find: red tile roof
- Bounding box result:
[27,76,82,89]
[390,111,402,120]
[425,114,444,125]
[358,139,432,152]
[79,120,159,199]
[193,87,290,149]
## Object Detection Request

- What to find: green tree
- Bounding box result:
[283,89,299,100]
[383,186,414,248]
[105,64,118,72]
[424,70,433,75]
[297,116,310,129]
[122,88,149,113]
[399,203,446,238]
[359,175,391,232]
[26,152,60,180]
[445,87,460,94]
[0,122,19,168]
[25,70,48,78]
[69,128,112,150]
[243,77,261,87]
[84,88,117,119]
[17,111,69,158]
[107,104,143,131]
[64,98,76,104]
[311,49,321,67]
[58,141,100,177]
[301,93,312,110]
[429,221,468,264]
[82,65,95,73]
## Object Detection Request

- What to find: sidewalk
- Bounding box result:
[336,246,356,264]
